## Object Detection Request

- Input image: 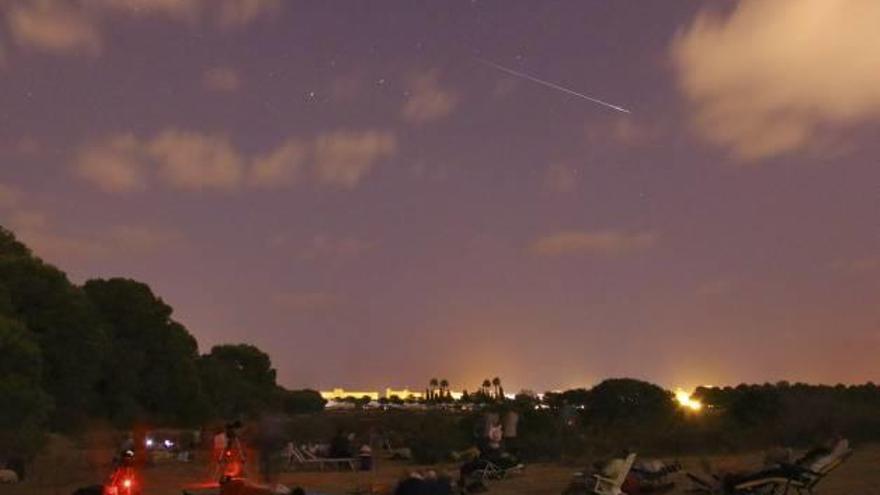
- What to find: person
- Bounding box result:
[358,444,373,471]
[106,450,139,494]
[219,421,247,482]
[214,428,228,463]
[256,414,284,483]
[395,470,453,495]
[329,430,354,458]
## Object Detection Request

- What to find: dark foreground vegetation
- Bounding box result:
[2,225,880,466]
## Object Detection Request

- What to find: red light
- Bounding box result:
[123,478,132,488]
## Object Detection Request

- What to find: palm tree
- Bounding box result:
[481,379,492,396]
[429,378,439,400]
[440,379,449,399]
[492,377,501,398]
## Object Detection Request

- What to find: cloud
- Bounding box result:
[585,116,659,149]
[832,257,880,273]
[214,0,281,29]
[6,2,102,56]
[0,183,22,208]
[272,291,339,313]
[76,128,396,192]
[672,1,880,161]
[296,235,376,262]
[6,208,183,262]
[329,75,363,102]
[107,224,186,253]
[2,0,279,59]
[529,229,657,256]
[313,131,397,189]
[696,278,734,297]
[89,0,281,28]
[75,133,148,193]
[543,163,578,193]
[202,66,241,92]
[0,136,42,157]
[148,130,244,191]
[401,70,460,124]
[249,138,309,188]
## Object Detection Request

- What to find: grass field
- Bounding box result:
[3,440,879,495]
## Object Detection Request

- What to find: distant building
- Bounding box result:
[385,388,424,400]
[320,388,380,401]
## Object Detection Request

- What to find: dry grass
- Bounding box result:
[4,442,880,495]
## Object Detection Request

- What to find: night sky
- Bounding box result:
[1,1,878,392]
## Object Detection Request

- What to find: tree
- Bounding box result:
[199,344,279,418]
[492,377,502,398]
[586,378,674,425]
[0,316,53,458]
[84,278,210,424]
[0,227,107,428]
[429,378,439,400]
[482,379,492,396]
[440,379,450,399]
[283,389,326,414]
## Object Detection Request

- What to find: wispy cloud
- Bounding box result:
[272,291,340,313]
[0,182,22,208]
[75,134,149,194]
[76,128,397,193]
[6,2,102,56]
[529,229,657,256]
[148,130,244,191]
[296,235,376,262]
[313,130,397,189]
[248,138,309,188]
[202,66,241,92]
[2,0,279,59]
[401,70,460,124]
[5,208,185,264]
[586,116,659,148]
[832,257,880,273]
[543,162,578,193]
[672,1,880,161]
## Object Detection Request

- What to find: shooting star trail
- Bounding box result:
[476,57,631,114]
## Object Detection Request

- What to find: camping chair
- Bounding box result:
[777,447,853,494]
[472,458,524,482]
[593,453,637,495]
[289,445,357,471]
[687,470,788,494]
[686,442,854,495]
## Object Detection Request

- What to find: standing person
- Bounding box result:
[213,427,228,463]
[256,414,284,483]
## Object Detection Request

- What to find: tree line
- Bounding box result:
[0,227,324,458]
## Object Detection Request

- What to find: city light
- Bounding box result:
[675,388,703,412]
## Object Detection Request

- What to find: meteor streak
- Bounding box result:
[477,57,631,114]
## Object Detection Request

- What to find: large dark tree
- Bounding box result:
[0,227,107,427]
[585,378,675,425]
[0,316,53,458]
[282,389,326,414]
[83,278,210,424]
[198,344,279,418]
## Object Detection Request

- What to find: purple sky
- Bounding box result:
[1,1,878,393]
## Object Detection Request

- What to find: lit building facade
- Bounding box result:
[320,388,380,401]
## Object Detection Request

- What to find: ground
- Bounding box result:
[3,441,879,495]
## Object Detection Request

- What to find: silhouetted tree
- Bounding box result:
[0,227,107,428]
[199,344,279,418]
[283,389,326,414]
[0,316,53,458]
[84,278,210,424]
